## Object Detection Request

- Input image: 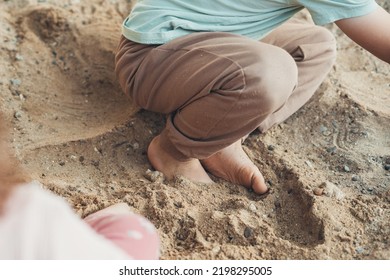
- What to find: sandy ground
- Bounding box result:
[1,0,389,259]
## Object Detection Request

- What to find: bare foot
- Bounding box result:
[201,140,268,194]
[147,135,213,184]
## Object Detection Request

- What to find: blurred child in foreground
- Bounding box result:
[0,117,159,259]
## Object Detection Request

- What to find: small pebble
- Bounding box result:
[351,175,359,181]
[326,146,337,154]
[319,181,345,200]
[355,247,365,254]
[14,111,22,119]
[319,125,328,133]
[313,188,324,196]
[144,169,164,183]
[173,201,183,208]
[211,246,220,255]
[384,164,390,171]
[131,142,140,150]
[267,145,275,151]
[305,160,314,169]
[10,79,21,86]
[15,54,24,61]
[248,203,257,212]
[322,130,332,136]
[244,227,253,238]
[93,147,102,154]
[343,165,350,172]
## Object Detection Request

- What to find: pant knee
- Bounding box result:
[314,26,336,44]
[245,47,298,114]
[309,26,337,61]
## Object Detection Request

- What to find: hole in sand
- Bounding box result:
[273,172,325,247]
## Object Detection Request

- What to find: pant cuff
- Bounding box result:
[159,127,189,161]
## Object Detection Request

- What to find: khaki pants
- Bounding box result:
[115,19,337,160]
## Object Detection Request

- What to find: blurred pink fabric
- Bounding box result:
[0,182,159,260]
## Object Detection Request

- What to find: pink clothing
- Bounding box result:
[0,182,159,260]
[85,210,160,260]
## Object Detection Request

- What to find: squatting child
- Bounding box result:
[115,0,390,194]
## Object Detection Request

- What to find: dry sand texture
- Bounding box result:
[0,0,389,259]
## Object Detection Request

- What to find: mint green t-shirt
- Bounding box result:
[122,0,378,44]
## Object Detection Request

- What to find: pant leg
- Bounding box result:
[116,33,298,160]
[258,19,337,132]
